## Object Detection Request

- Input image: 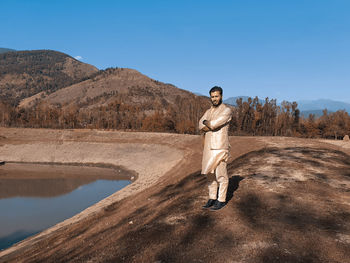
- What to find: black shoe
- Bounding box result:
[202,199,216,209]
[210,201,226,211]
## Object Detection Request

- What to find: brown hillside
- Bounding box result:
[0,50,98,105]
[18,67,211,133]
[41,67,207,108]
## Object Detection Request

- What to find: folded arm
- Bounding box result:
[207,107,232,130]
[198,110,210,131]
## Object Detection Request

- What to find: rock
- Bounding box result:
[344,135,350,141]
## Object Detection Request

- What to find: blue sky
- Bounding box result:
[2,0,350,103]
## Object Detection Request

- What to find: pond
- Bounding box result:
[0,163,134,250]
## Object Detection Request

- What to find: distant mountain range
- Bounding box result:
[297,99,350,113]
[0,48,16,54]
[224,96,350,117]
[1,48,348,123]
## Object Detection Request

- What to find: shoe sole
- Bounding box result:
[210,204,226,211]
[210,207,225,211]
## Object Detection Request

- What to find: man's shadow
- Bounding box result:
[226,175,244,203]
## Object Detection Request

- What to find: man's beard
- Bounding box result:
[212,99,222,107]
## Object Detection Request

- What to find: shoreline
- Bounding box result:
[0,128,186,258]
[0,162,134,250]
[1,161,139,180]
[0,162,136,200]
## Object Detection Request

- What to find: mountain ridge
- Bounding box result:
[0,49,98,105]
[31,67,208,108]
[10,66,211,133]
[297,99,350,112]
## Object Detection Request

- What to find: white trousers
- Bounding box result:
[208,160,228,202]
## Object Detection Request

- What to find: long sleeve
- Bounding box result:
[208,106,232,130]
[198,109,210,131]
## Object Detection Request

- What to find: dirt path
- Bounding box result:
[1,129,349,262]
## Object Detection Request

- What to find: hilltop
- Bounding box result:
[0,49,210,133]
[0,50,98,105]
[36,67,207,109]
[1,49,349,138]
[15,67,211,133]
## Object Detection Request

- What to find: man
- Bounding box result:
[199,86,232,210]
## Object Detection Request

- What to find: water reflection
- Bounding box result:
[0,163,133,250]
[0,163,133,198]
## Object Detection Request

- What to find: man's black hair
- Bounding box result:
[209,86,223,95]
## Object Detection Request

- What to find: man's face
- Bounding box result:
[210,91,222,107]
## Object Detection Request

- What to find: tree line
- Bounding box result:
[0,94,210,134]
[229,97,349,139]
[1,96,349,139]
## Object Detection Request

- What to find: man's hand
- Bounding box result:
[201,120,211,132]
[203,120,210,128]
[201,126,210,132]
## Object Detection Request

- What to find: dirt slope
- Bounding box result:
[41,68,198,107]
[0,129,349,263]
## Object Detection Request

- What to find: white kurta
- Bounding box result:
[199,103,232,175]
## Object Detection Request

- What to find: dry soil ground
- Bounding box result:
[0,128,349,263]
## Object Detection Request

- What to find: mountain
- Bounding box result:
[34,68,209,108]
[0,50,98,105]
[0,49,210,133]
[17,67,211,132]
[297,99,350,113]
[0,48,16,54]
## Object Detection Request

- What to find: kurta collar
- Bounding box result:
[210,103,224,111]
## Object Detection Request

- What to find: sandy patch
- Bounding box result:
[319,139,350,150]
